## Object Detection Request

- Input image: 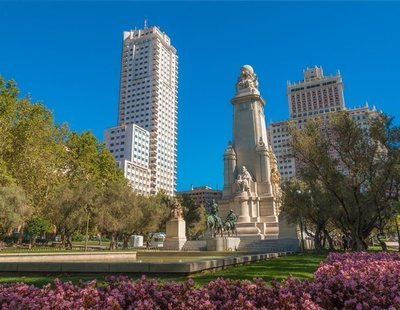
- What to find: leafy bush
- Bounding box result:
[0,252,399,309]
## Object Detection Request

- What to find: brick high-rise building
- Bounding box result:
[288,66,345,120]
[268,66,378,181]
[177,186,222,207]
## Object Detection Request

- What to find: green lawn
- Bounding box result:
[0,253,326,287]
[190,252,326,286]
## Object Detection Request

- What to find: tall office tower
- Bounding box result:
[268,66,378,181]
[105,26,178,196]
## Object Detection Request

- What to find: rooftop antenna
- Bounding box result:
[144,17,148,28]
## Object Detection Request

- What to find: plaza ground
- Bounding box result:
[0,252,326,287]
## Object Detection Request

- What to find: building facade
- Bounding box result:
[177,186,222,207]
[288,66,345,120]
[268,66,379,181]
[105,26,178,196]
[104,124,151,195]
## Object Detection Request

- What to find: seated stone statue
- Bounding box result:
[164,196,184,220]
[235,166,252,193]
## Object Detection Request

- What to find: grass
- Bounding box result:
[0,252,326,287]
[190,252,326,286]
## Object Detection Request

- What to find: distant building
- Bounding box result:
[268,66,379,181]
[104,123,151,195]
[177,186,222,206]
[268,120,294,181]
[104,25,178,196]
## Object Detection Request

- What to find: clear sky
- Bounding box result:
[1,1,399,191]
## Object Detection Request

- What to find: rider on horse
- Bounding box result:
[207,199,223,237]
[224,209,238,236]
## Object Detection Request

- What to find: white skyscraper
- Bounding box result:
[105,26,178,196]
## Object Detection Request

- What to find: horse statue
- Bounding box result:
[206,199,224,237]
[224,209,238,237]
[207,214,224,237]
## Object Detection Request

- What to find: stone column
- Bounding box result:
[223,145,236,197]
[255,142,271,196]
[235,192,250,223]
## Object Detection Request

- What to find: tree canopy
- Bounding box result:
[0,76,171,249]
[287,111,400,250]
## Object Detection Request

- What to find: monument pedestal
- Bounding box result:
[206,237,240,251]
[163,218,187,251]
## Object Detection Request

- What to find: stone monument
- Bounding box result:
[219,65,286,240]
[205,200,240,251]
[163,197,187,250]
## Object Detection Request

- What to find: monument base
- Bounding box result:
[164,218,187,251]
[163,238,187,251]
[235,222,264,239]
[206,237,240,251]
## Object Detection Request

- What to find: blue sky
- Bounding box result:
[1,2,399,191]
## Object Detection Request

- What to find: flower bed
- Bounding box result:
[0,252,399,309]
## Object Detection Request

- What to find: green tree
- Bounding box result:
[179,195,207,239]
[48,181,100,249]
[136,194,167,247]
[55,131,126,249]
[0,186,31,240]
[289,111,400,251]
[64,131,124,186]
[96,182,142,250]
[283,179,336,252]
[0,77,68,214]
[25,216,52,248]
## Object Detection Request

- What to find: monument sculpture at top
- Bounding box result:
[219,65,283,239]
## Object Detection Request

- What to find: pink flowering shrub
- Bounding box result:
[0,252,399,309]
[305,252,400,309]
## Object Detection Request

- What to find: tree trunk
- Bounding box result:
[377,233,387,251]
[395,218,400,252]
[351,232,367,251]
[17,225,24,245]
[299,219,305,252]
[322,235,326,249]
[61,233,66,249]
[84,213,90,252]
[314,227,322,253]
[65,234,73,250]
[109,235,116,251]
[123,235,129,249]
[324,229,335,251]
